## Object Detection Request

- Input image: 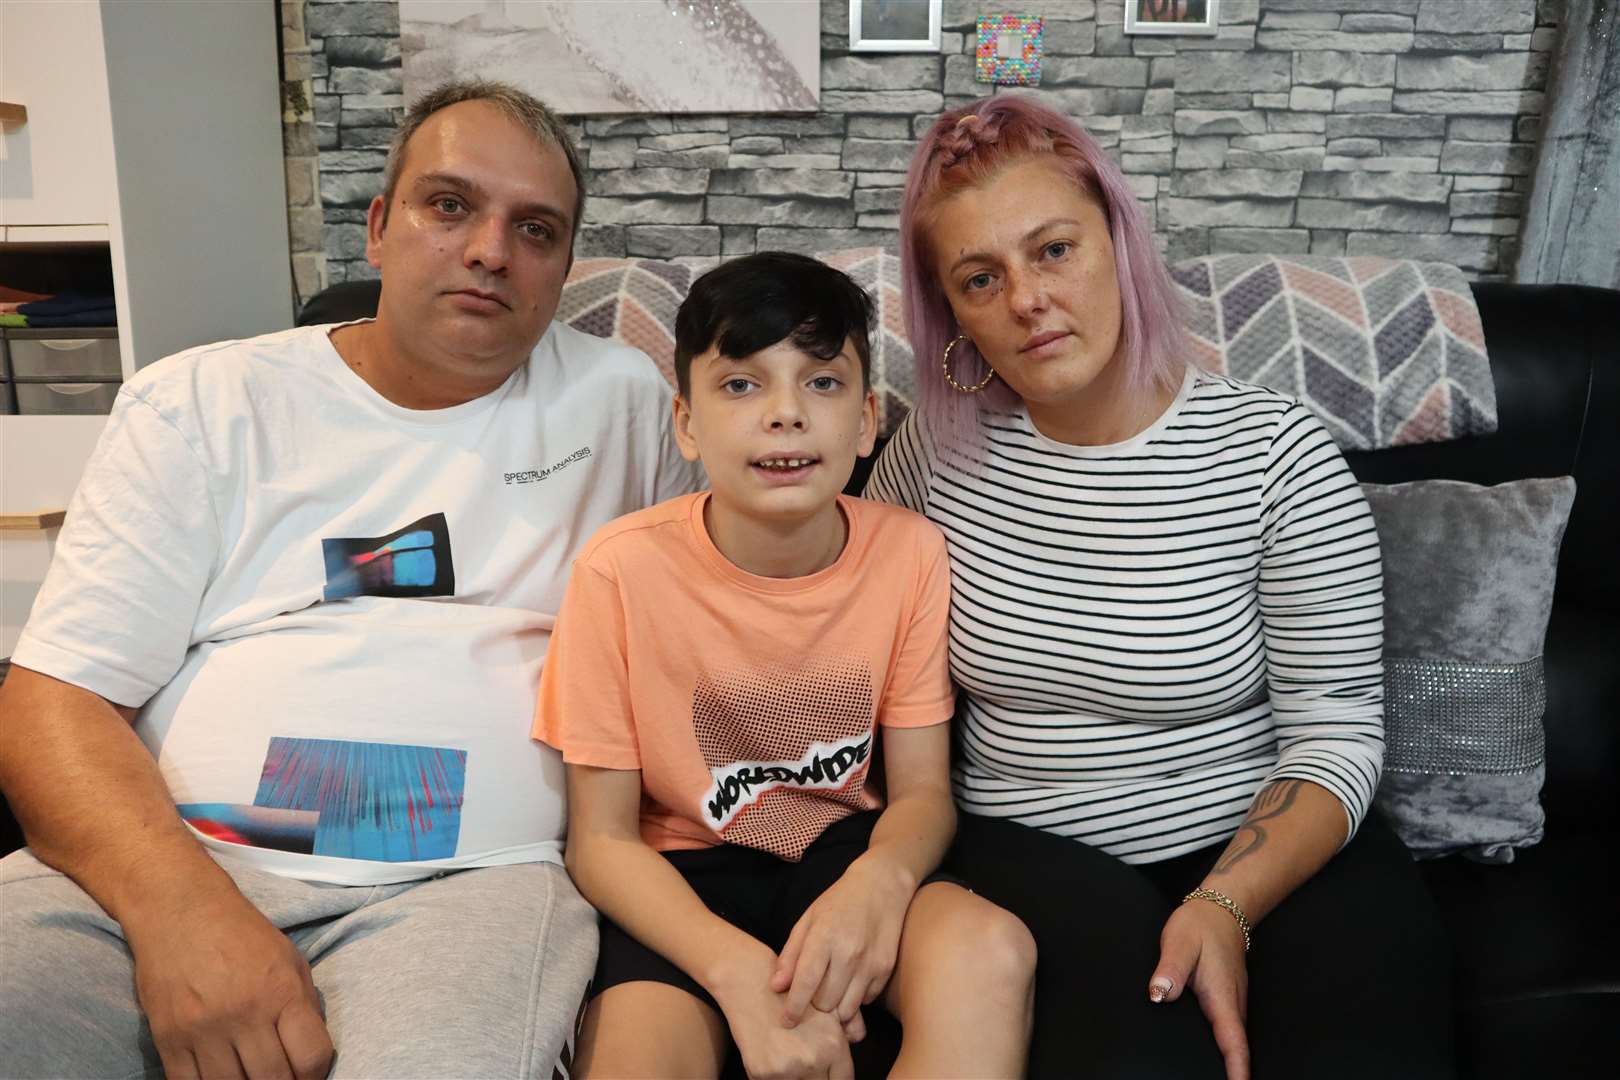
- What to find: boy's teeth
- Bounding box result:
[760,458,811,469]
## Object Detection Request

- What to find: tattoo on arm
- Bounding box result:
[1211,779,1304,875]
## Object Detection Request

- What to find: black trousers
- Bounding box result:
[929,810,1456,1080]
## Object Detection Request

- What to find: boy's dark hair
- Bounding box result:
[673,252,874,397]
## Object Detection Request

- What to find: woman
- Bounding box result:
[865,97,1454,1079]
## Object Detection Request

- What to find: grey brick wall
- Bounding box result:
[280,1,328,306]
[299,0,1559,286]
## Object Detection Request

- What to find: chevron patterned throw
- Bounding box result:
[557,250,1495,449]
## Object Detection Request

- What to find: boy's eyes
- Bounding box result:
[717,375,842,394]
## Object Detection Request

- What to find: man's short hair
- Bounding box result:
[382,79,586,247]
[673,252,875,398]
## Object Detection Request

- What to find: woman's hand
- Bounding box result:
[770,852,917,1037]
[1148,900,1251,1080]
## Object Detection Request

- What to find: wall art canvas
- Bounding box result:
[1125,0,1220,36]
[401,0,820,114]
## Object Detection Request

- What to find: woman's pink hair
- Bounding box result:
[899,95,1186,448]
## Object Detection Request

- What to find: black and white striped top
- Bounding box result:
[865,369,1385,865]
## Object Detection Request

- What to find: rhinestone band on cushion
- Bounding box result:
[1384,656,1546,776]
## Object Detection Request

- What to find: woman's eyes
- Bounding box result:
[962,242,1072,292]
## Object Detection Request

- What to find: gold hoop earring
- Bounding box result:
[942,335,995,394]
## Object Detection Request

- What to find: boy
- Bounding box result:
[534,252,1034,1079]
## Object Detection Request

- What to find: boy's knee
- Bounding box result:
[927,890,1037,987]
[976,903,1038,987]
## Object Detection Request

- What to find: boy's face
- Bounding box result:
[674,336,877,527]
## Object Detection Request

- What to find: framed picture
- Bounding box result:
[849,0,942,53]
[1125,0,1221,36]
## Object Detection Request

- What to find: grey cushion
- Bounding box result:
[1363,477,1576,862]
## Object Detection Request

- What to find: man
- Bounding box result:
[0,80,700,1079]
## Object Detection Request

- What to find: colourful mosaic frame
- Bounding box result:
[975,15,1043,86]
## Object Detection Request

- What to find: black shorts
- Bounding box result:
[591,809,958,1013]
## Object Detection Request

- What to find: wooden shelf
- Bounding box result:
[2,225,111,245]
[0,326,117,340]
[0,509,66,531]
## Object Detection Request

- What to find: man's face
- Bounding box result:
[365,100,576,389]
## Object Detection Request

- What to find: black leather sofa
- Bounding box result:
[1334,283,1619,1079]
[3,280,1615,1076]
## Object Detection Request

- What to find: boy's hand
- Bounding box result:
[712,946,855,1079]
[771,852,916,1032]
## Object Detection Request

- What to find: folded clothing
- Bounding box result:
[21,309,116,329]
[17,292,116,318]
[0,286,52,305]
[0,313,27,328]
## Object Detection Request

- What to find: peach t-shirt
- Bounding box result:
[534,492,954,862]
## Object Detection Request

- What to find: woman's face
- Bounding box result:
[929,156,1126,419]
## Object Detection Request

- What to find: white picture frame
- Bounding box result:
[849,0,942,53]
[1125,0,1221,36]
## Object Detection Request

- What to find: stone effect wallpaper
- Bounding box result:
[279,0,1559,306]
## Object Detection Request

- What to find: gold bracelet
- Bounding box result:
[1183,888,1252,952]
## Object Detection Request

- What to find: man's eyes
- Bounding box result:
[429,198,553,241]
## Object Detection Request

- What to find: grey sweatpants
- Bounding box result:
[0,849,597,1080]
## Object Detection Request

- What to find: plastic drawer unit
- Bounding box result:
[0,329,121,415]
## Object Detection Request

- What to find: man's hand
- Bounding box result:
[0,667,333,1079]
[770,853,915,1037]
[127,892,332,1080]
[1148,900,1250,1080]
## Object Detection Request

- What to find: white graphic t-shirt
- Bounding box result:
[14,320,703,884]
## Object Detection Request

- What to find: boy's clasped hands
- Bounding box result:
[718,852,916,1079]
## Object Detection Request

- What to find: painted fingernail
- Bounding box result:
[1149,977,1174,1003]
